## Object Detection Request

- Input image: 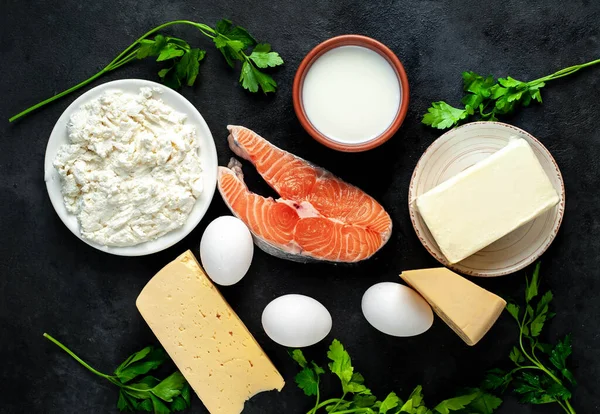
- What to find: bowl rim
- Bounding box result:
[292,34,410,152]
[44,78,218,256]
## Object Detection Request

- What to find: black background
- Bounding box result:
[1,1,599,413]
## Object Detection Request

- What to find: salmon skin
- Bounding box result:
[217,126,392,263]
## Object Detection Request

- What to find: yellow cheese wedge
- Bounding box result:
[136,251,284,414]
[400,268,506,346]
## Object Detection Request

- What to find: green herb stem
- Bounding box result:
[423,57,600,129]
[9,20,198,123]
[43,333,111,380]
[565,399,576,414]
[517,323,575,413]
[10,20,200,123]
[8,71,107,123]
[100,375,152,395]
[529,339,543,366]
[556,399,576,414]
[294,340,502,414]
[105,50,139,71]
[308,398,346,413]
[330,409,367,414]
[313,380,321,414]
[509,365,545,374]
[101,20,203,70]
[45,334,191,412]
[9,19,274,122]
[328,392,347,412]
[507,271,577,414]
[529,58,600,86]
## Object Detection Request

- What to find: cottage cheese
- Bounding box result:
[53,87,203,247]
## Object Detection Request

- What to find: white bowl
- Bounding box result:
[44,79,218,256]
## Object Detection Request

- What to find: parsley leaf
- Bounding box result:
[292,340,501,414]
[399,385,428,413]
[239,61,278,93]
[353,394,378,408]
[421,58,600,130]
[530,290,553,337]
[150,394,170,413]
[117,390,135,411]
[378,392,400,413]
[327,339,354,391]
[491,262,578,413]
[422,102,469,129]
[433,392,478,413]
[345,372,370,394]
[550,335,577,385]
[505,303,520,323]
[525,262,541,302]
[463,71,495,97]
[483,368,512,392]
[249,43,284,68]
[463,389,503,414]
[296,367,320,396]
[132,34,206,90]
[43,333,191,413]
[10,19,284,122]
[156,44,185,61]
[115,346,153,374]
[290,348,325,404]
[152,371,187,402]
[509,346,525,365]
[114,346,167,384]
[290,349,309,368]
[514,372,563,404]
[213,20,282,93]
[215,19,257,49]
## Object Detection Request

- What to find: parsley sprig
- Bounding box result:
[43,333,191,413]
[291,339,501,414]
[483,263,577,414]
[422,58,600,129]
[10,19,283,122]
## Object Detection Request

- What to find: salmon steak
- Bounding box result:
[217,126,393,263]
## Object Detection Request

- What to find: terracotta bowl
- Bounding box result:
[292,35,410,152]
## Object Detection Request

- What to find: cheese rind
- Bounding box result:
[136,251,284,414]
[415,138,560,264]
[400,267,506,345]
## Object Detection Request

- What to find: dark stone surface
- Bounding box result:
[1,0,599,413]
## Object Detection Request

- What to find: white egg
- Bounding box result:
[200,216,254,286]
[361,282,433,337]
[262,294,332,347]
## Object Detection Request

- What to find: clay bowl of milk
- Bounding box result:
[293,35,409,152]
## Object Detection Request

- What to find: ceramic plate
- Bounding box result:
[408,122,565,277]
[44,79,218,256]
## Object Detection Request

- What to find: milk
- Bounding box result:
[302,45,401,144]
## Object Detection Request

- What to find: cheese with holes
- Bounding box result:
[415,138,559,264]
[136,251,284,414]
[400,267,506,345]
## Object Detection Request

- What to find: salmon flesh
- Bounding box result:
[217,126,392,263]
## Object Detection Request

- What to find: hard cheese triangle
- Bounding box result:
[400,268,506,346]
[136,250,284,414]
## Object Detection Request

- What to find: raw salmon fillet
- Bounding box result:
[217,126,392,263]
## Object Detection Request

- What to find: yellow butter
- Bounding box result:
[136,251,284,414]
[400,267,506,346]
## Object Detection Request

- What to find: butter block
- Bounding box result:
[136,251,284,414]
[400,267,506,345]
[416,138,559,264]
